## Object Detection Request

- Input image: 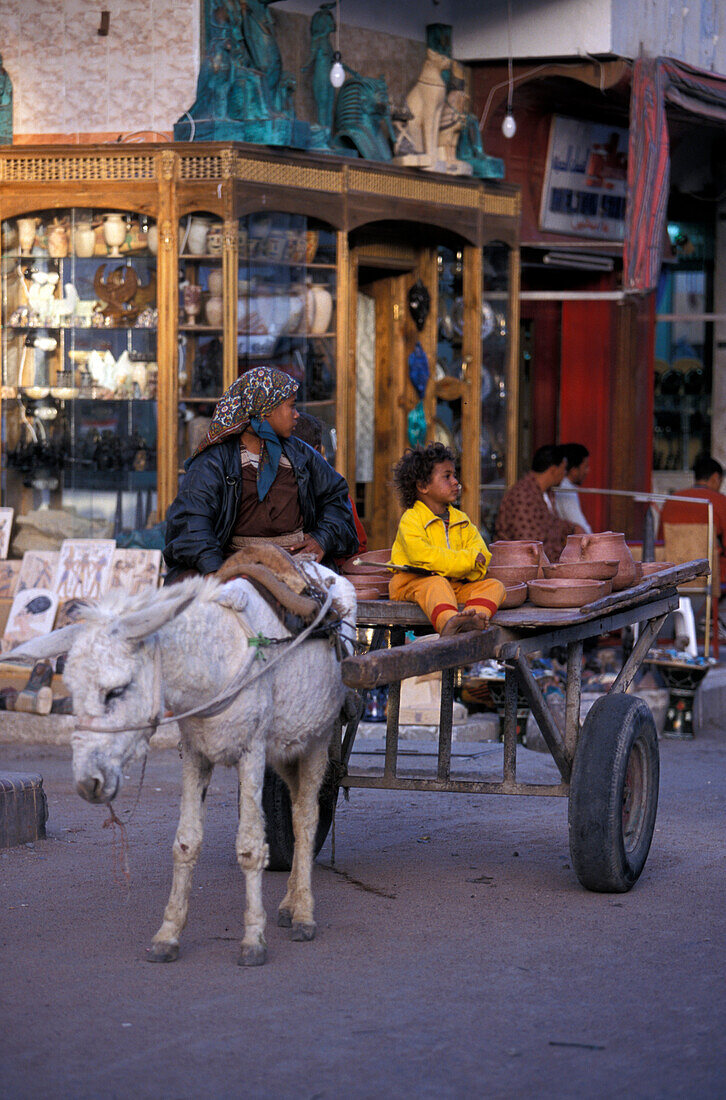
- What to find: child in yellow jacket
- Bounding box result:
[389,443,505,635]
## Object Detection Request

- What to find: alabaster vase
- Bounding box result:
[102,213,126,257]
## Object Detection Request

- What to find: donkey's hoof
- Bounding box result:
[291,921,316,942]
[148,941,179,963]
[277,907,293,928]
[238,943,267,967]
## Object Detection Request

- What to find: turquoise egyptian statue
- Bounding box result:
[0,54,12,145]
[303,2,336,134]
[175,0,311,147]
[332,71,396,161]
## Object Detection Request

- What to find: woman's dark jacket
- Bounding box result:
[163,434,358,582]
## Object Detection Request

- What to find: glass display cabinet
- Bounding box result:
[0,143,521,553]
[1,207,158,548]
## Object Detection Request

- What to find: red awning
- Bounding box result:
[624,57,726,292]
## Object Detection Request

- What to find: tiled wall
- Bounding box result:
[0,0,200,139]
[0,2,427,142]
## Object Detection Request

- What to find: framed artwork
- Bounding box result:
[54,597,92,630]
[109,549,163,595]
[539,115,628,241]
[54,540,116,600]
[17,551,60,592]
[0,507,13,558]
[0,559,21,598]
[3,587,59,652]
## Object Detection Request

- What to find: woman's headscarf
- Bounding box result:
[191,366,298,500]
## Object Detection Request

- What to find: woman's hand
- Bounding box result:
[291,534,325,562]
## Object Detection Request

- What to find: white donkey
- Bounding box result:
[6,563,356,966]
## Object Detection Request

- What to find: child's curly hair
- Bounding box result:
[392,443,456,509]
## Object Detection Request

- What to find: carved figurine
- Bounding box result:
[392,47,452,172]
[0,53,12,146]
[174,0,311,148]
[303,2,336,134]
[333,71,396,161]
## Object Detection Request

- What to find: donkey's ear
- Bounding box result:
[0,622,86,663]
[116,584,201,642]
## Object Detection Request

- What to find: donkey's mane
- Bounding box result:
[80,574,220,624]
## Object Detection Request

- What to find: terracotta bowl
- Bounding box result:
[499,582,528,609]
[527,578,608,608]
[353,586,386,601]
[640,561,675,576]
[347,572,391,598]
[487,564,539,587]
[341,549,392,577]
[544,560,618,581]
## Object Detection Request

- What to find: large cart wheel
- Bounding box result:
[568,694,659,893]
[262,764,338,873]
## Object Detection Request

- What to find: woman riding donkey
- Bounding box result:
[164,366,357,582]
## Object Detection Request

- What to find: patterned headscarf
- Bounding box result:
[191,367,298,499]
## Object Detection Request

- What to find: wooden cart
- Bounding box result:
[263,560,709,892]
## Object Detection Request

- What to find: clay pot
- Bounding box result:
[73,220,96,258]
[146,223,158,255]
[47,220,69,258]
[486,564,539,587]
[640,561,675,576]
[543,560,619,581]
[489,540,542,568]
[207,268,223,297]
[305,282,333,335]
[204,295,223,327]
[186,216,211,256]
[489,540,549,575]
[527,578,609,608]
[17,216,39,254]
[583,532,636,591]
[500,582,528,609]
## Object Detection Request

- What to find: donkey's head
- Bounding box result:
[4,578,212,804]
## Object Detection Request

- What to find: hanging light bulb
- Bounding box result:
[329,0,345,88]
[501,0,516,138]
[330,51,345,88]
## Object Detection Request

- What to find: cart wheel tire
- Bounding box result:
[568,694,659,893]
[262,764,338,873]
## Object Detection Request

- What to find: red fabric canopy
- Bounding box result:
[624,57,726,292]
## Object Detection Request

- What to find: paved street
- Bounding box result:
[1,726,725,1098]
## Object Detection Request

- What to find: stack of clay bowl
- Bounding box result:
[558,531,638,591]
[487,539,550,608]
[340,549,392,600]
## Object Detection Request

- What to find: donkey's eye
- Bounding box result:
[104,685,128,706]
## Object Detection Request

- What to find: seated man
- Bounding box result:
[659,453,726,582]
[555,442,592,534]
[495,444,583,561]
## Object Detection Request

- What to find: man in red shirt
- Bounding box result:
[495,444,584,561]
[659,454,726,580]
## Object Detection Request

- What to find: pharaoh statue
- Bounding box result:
[303,2,336,135]
[332,69,396,161]
[0,53,12,145]
[174,0,310,148]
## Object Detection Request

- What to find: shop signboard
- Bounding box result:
[539,115,628,241]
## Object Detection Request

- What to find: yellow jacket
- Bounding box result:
[390,500,492,581]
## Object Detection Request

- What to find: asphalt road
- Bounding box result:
[1,730,724,1099]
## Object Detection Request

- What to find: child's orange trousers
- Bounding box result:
[389,572,506,633]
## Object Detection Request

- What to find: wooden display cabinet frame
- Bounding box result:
[0,143,520,539]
